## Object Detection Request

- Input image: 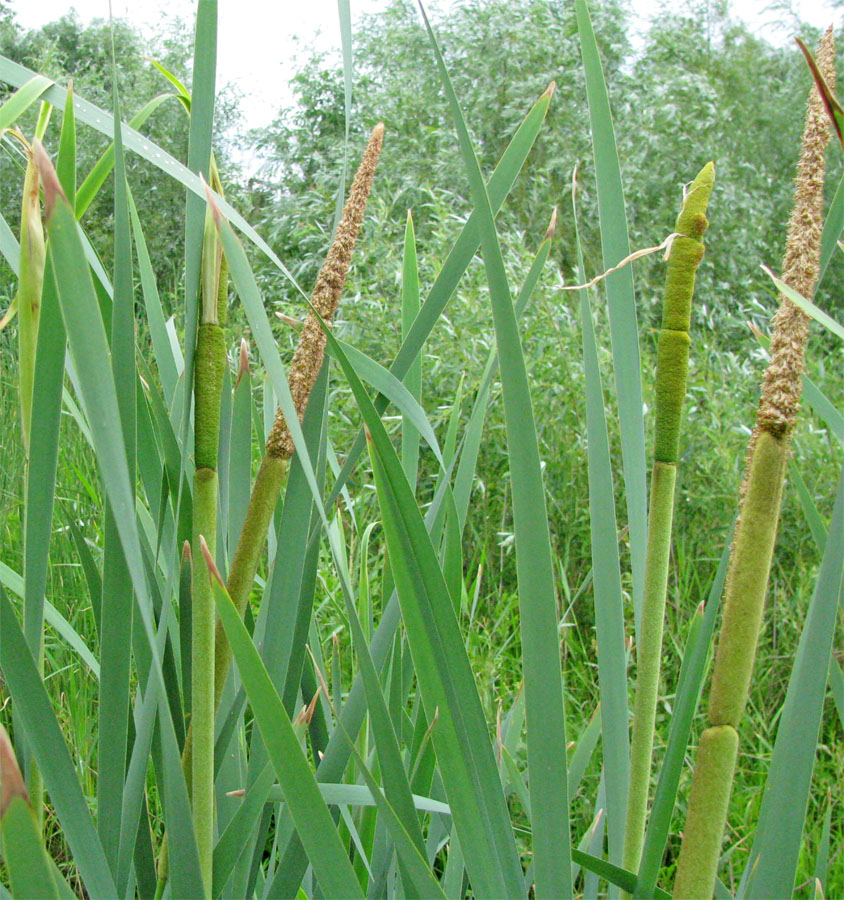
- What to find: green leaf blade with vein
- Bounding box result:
[573,177,630,877]
[206,546,365,899]
[420,8,571,896]
[575,0,647,650]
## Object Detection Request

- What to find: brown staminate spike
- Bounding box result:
[754,27,835,442]
[266,122,384,459]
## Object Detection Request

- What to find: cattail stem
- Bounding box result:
[673,29,834,899]
[623,163,714,881]
[189,169,229,895]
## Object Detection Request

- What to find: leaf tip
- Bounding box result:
[544,206,558,243]
[181,539,192,565]
[542,80,556,101]
[235,337,250,386]
[0,724,28,817]
[198,535,224,587]
[32,139,66,222]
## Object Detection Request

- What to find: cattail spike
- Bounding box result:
[266,123,384,459]
[755,25,835,440]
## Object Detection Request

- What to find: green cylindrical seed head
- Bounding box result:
[194,322,226,469]
[709,429,787,727]
[653,329,691,464]
[660,161,714,334]
[672,725,739,900]
[674,161,715,239]
[660,238,706,333]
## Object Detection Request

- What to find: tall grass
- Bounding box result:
[0,2,841,899]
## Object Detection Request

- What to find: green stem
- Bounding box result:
[213,454,288,707]
[160,452,288,886]
[623,461,675,876]
[191,466,218,891]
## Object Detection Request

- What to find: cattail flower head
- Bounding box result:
[267,122,384,459]
[756,27,835,439]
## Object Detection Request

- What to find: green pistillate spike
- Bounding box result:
[622,162,714,883]
[193,322,226,470]
[654,162,714,463]
[672,726,739,900]
[708,430,787,726]
[674,28,835,900]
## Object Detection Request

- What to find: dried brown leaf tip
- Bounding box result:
[235,337,250,388]
[544,207,558,243]
[31,140,66,223]
[0,723,28,817]
[267,123,384,459]
[756,26,835,440]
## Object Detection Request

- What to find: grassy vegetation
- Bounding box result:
[0,1,841,898]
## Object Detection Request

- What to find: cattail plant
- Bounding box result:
[157,121,384,894]
[210,120,384,710]
[672,27,836,900]
[622,161,714,879]
[190,159,229,890]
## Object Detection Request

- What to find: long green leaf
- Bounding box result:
[96,36,136,874]
[421,11,571,896]
[573,850,671,900]
[0,75,51,129]
[328,336,524,895]
[573,176,630,871]
[205,544,365,898]
[575,0,647,643]
[75,93,173,218]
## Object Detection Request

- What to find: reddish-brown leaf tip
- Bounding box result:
[235,337,250,387]
[0,724,28,817]
[201,174,225,230]
[544,207,558,243]
[181,540,192,565]
[32,139,67,223]
[198,534,224,588]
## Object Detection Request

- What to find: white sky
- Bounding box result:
[8,0,842,141]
